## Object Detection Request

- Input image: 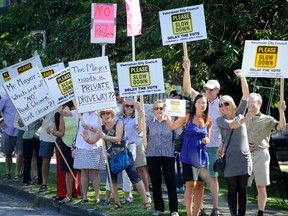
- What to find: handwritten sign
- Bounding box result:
[68,56,116,113]
[40,62,65,78]
[3,67,56,126]
[45,67,74,106]
[165,99,186,117]
[91,3,117,44]
[159,4,207,45]
[0,55,43,85]
[241,40,288,78]
[116,58,165,97]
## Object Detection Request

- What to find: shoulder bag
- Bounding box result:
[213,130,234,172]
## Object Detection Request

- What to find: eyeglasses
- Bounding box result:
[125,104,134,109]
[219,102,230,108]
[204,88,216,91]
[101,112,111,116]
[153,107,164,111]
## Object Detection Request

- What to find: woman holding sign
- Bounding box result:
[166,94,211,216]
[82,108,152,210]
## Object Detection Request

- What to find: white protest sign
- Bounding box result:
[165,99,186,117]
[241,40,288,78]
[69,56,116,113]
[40,62,65,78]
[91,3,117,44]
[3,67,56,126]
[0,55,43,85]
[159,4,207,46]
[45,67,74,106]
[116,58,165,97]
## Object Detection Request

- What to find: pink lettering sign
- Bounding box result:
[93,4,114,20]
[94,23,115,38]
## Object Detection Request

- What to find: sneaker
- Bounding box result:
[152,210,165,216]
[171,212,179,216]
[99,199,110,206]
[176,187,185,193]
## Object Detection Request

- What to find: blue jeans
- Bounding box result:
[174,152,183,189]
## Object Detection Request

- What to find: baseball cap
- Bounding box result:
[204,80,220,89]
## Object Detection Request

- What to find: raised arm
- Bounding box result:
[234,69,249,101]
[166,114,189,130]
[277,100,287,131]
[182,58,197,98]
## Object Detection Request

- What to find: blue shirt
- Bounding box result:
[0,97,18,136]
[146,117,174,157]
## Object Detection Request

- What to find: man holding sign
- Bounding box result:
[246,93,286,216]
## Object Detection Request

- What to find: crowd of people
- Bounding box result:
[0,58,286,216]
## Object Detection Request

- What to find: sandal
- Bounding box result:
[77,199,88,204]
[144,202,152,210]
[14,174,23,181]
[211,208,224,216]
[60,197,72,203]
[39,184,47,192]
[22,182,31,188]
[111,203,122,210]
[2,173,11,181]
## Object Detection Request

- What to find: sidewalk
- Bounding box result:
[0,158,288,215]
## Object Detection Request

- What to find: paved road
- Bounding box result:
[0,191,66,216]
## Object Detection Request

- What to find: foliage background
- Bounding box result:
[0,0,287,116]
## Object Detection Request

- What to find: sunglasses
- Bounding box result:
[125,104,134,109]
[204,88,216,91]
[101,112,112,116]
[154,107,164,111]
[219,102,230,108]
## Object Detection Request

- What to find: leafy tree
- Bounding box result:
[0,0,287,112]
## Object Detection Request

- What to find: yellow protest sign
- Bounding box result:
[129,65,151,87]
[254,46,278,68]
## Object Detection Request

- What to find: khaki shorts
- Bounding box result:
[248,148,270,186]
[134,141,147,168]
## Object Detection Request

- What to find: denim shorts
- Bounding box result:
[1,132,17,155]
[39,141,55,158]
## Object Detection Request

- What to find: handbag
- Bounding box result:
[109,150,132,174]
[213,130,234,172]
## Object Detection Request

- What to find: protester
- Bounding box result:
[166,94,211,216]
[48,101,81,203]
[246,92,286,216]
[182,58,223,216]
[0,97,20,181]
[146,100,179,216]
[60,109,105,203]
[83,108,151,210]
[216,69,253,216]
[39,110,57,192]
[22,120,43,187]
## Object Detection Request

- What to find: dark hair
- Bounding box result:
[190,94,210,125]
[170,90,182,99]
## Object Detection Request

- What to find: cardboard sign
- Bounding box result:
[165,99,186,117]
[69,56,116,113]
[116,58,165,97]
[241,40,288,78]
[91,3,117,44]
[40,62,65,78]
[0,55,43,85]
[159,4,207,45]
[3,67,56,126]
[45,67,74,106]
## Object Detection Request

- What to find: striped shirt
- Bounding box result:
[146,117,174,157]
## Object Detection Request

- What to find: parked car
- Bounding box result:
[271,124,288,161]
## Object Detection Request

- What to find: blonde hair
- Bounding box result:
[219,95,237,111]
[118,98,136,118]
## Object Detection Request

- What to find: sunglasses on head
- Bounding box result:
[125,104,134,109]
[154,107,164,111]
[219,101,230,108]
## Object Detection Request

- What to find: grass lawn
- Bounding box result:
[0,161,287,215]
